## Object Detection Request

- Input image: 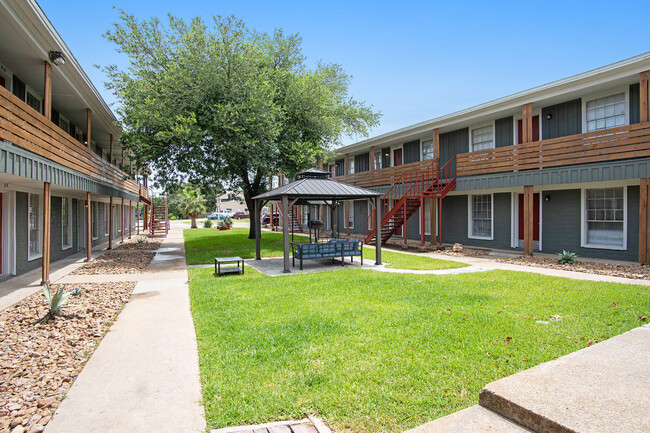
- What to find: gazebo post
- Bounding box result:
[375,196,382,265]
[282,194,290,273]
[255,199,261,260]
[332,202,338,239]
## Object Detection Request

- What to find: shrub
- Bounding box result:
[557,250,578,264]
[42,284,72,315]
[203,219,213,228]
[137,236,146,244]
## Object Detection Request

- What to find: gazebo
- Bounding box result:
[252,169,383,273]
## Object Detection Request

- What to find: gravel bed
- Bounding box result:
[71,251,155,275]
[496,256,650,280]
[112,236,162,251]
[0,282,135,433]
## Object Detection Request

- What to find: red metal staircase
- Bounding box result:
[149,196,169,236]
[364,156,456,246]
[274,201,304,233]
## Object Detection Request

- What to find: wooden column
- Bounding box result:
[282,195,290,273]
[121,198,125,243]
[108,197,113,250]
[432,128,440,161]
[641,71,650,123]
[255,200,261,260]
[369,146,375,171]
[375,197,382,265]
[86,192,91,262]
[86,109,92,147]
[430,197,437,246]
[109,134,113,164]
[43,61,52,120]
[523,186,534,256]
[41,182,51,285]
[403,200,407,245]
[136,202,140,235]
[344,154,350,235]
[128,200,132,239]
[640,179,650,265]
[420,196,425,246]
[438,197,443,247]
[522,103,533,143]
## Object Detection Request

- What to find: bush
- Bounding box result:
[203,219,213,228]
[557,250,578,264]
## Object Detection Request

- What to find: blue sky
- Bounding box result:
[41,0,650,147]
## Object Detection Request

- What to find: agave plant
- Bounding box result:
[557,250,578,265]
[42,284,72,315]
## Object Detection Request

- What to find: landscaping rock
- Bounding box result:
[113,235,162,251]
[0,282,135,432]
[71,251,155,275]
[496,256,650,280]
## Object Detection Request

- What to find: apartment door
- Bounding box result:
[393,148,402,166]
[517,116,540,143]
[518,193,540,243]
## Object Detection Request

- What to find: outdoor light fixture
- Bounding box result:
[546,113,552,120]
[545,195,551,202]
[48,51,66,66]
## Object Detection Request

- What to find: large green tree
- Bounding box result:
[104,11,380,238]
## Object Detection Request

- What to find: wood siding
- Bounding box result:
[440,128,468,168]
[0,86,138,195]
[541,99,582,139]
[354,153,370,173]
[403,140,420,165]
[495,116,514,148]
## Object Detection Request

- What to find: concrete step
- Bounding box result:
[479,324,650,433]
[404,405,531,432]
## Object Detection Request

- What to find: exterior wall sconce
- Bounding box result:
[545,113,552,120]
[545,195,551,202]
[48,51,66,66]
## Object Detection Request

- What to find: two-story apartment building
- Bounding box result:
[0,0,149,282]
[324,52,650,264]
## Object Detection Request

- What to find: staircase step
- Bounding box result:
[404,405,530,433]
[479,324,650,433]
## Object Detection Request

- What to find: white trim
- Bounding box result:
[420,138,434,161]
[581,86,629,133]
[580,186,627,251]
[61,197,72,250]
[469,121,496,152]
[391,144,403,167]
[467,193,494,240]
[27,192,42,261]
[510,192,518,248]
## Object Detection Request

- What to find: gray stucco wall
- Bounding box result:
[540,187,638,261]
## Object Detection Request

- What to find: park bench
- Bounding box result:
[291,239,363,270]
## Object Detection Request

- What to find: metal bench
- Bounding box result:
[291,239,363,270]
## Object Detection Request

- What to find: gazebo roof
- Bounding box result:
[253,177,381,201]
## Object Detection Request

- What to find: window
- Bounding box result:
[374,152,382,170]
[468,194,492,239]
[348,159,354,175]
[348,203,354,229]
[104,203,109,236]
[61,197,72,249]
[92,202,98,240]
[421,139,434,160]
[28,193,42,260]
[585,93,626,132]
[26,91,41,113]
[583,187,625,249]
[471,125,494,152]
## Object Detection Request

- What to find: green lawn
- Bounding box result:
[183,227,310,264]
[189,266,648,432]
[366,247,467,270]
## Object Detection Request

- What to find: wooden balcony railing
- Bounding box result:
[457,123,650,176]
[0,85,139,195]
[335,159,435,188]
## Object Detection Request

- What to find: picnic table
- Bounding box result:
[214,256,245,276]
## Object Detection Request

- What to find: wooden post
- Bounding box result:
[344,154,350,235]
[438,197,443,247]
[430,197,437,246]
[403,200,407,246]
[641,71,650,123]
[43,61,52,120]
[420,196,425,246]
[86,109,92,147]
[375,196,382,265]
[137,201,140,235]
[109,134,113,164]
[523,186,534,255]
[108,197,113,250]
[282,194,290,273]
[128,200,132,239]
[255,200,261,260]
[640,178,649,265]
[86,192,91,262]
[432,128,440,161]
[369,146,375,171]
[522,103,533,143]
[121,198,125,243]
[41,182,51,285]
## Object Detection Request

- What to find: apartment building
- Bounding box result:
[324,52,650,264]
[0,0,149,281]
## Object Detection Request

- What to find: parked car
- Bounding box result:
[233,210,250,219]
[208,211,233,220]
[207,212,221,220]
[261,212,279,225]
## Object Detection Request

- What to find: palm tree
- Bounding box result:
[178,186,207,228]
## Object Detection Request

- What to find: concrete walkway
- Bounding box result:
[45,228,205,433]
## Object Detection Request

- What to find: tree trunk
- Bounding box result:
[244,192,257,239]
[190,216,198,228]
